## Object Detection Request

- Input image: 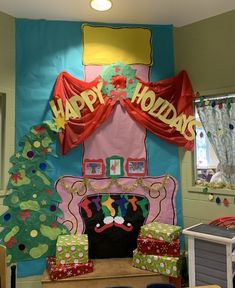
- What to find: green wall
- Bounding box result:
[174,11,235,228]
[174,10,235,96]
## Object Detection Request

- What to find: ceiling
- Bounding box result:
[0,0,235,27]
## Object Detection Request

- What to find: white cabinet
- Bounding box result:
[183,223,235,288]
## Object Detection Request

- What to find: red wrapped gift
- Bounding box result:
[169,276,182,288]
[137,235,180,256]
[47,256,93,280]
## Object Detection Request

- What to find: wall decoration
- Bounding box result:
[126,158,147,176]
[106,155,124,178]
[0,123,68,264]
[56,175,178,258]
[83,159,105,178]
[82,62,148,178]
[100,62,139,100]
[14,20,184,275]
[51,63,199,155]
[82,25,152,65]
[56,176,178,233]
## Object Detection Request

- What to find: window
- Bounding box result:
[0,93,6,190]
[195,107,219,183]
[194,94,235,187]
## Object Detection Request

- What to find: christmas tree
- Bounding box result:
[0,123,68,264]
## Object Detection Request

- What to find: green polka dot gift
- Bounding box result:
[132,249,181,278]
[56,234,88,265]
[140,221,182,243]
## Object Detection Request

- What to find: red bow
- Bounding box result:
[11,172,22,183]
[110,90,127,105]
[5,236,17,248]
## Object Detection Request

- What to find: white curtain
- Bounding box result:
[196,97,235,185]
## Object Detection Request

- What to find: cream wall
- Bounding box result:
[0,13,42,287]
[0,11,15,214]
[174,10,235,96]
[0,11,16,288]
[174,10,235,228]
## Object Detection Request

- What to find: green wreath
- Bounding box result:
[100,63,138,99]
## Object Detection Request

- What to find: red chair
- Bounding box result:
[209,216,235,229]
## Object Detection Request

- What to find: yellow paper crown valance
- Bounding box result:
[82,25,152,65]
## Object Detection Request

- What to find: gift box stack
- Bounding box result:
[132,221,182,279]
[47,234,94,280]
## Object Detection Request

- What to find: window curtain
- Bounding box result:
[196,97,235,185]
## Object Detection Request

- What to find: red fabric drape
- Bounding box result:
[122,71,194,151]
[53,71,194,155]
[53,72,115,155]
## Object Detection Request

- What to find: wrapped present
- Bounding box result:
[56,234,88,265]
[137,235,180,256]
[132,249,181,278]
[169,276,182,288]
[140,221,182,243]
[47,256,93,280]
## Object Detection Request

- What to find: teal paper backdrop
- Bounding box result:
[15,19,182,276]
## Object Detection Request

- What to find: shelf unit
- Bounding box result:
[183,223,235,288]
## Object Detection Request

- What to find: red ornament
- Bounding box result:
[46,189,52,195]
[19,209,30,221]
[103,80,108,87]
[34,125,45,134]
[50,222,57,228]
[115,66,120,73]
[41,147,49,154]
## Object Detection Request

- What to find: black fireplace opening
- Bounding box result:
[80,194,149,259]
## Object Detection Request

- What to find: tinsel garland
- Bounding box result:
[196,180,235,191]
[59,176,170,195]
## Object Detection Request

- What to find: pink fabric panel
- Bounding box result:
[56,176,178,234]
[84,64,150,82]
[83,103,147,170]
[83,65,149,176]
